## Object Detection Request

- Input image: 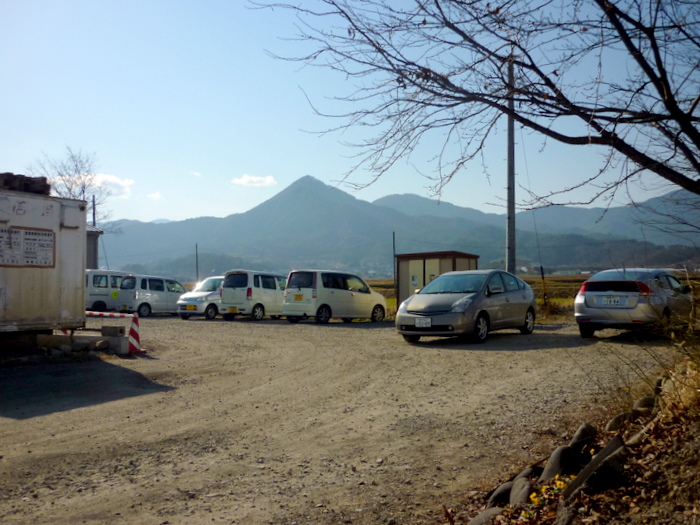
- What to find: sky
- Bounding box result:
[1,0,675,223]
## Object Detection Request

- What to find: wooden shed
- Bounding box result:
[395,250,479,306]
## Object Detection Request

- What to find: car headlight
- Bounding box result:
[450,296,473,313]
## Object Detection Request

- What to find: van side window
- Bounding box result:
[166,280,185,293]
[323,273,345,290]
[254,275,260,288]
[261,275,276,290]
[93,275,108,288]
[276,276,286,290]
[111,276,123,288]
[346,275,368,293]
[149,279,165,292]
[140,279,148,290]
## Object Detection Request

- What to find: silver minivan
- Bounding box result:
[283,269,387,323]
[119,274,187,317]
[219,269,287,320]
[177,275,224,320]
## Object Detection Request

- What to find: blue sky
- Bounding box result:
[1,0,673,223]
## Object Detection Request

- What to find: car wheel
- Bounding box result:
[287,316,300,323]
[137,303,152,318]
[342,318,353,323]
[519,308,535,335]
[315,305,332,324]
[250,304,265,321]
[179,313,191,320]
[471,313,489,343]
[370,305,385,323]
[579,323,595,338]
[204,304,218,320]
[402,334,420,343]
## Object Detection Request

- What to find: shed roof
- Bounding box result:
[395,250,479,260]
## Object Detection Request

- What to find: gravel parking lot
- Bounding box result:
[0,316,675,524]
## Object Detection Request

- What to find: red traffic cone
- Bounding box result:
[128,315,147,355]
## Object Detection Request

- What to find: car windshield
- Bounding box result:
[589,269,652,282]
[419,274,487,294]
[194,278,222,292]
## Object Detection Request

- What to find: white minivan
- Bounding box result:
[219,269,287,321]
[119,274,187,317]
[85,269,127,311]
[283,269,387,324]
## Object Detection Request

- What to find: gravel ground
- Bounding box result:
[0,316,676,524]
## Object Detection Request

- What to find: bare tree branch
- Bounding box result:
[253,0,700,204]
[26,146,113,225]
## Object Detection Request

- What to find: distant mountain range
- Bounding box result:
[99,176,700,282]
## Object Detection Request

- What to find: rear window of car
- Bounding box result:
[589,270,651,282]
[223,273,248,288]
[288,271,314,288]
[584,281,643,293]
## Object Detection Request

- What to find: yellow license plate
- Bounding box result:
[229,307,238,313]
[294,294,303,301]
[186,305,196,311]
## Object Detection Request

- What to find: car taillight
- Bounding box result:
[636,282,653,296]
[312,288,317,299]
[577,283,588,295]
[247,287,252,300]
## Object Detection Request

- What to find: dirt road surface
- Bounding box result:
[0,317,673,524]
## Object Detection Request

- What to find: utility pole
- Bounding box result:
[506,53,516,273]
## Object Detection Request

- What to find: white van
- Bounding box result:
[177,275,224,320]
[119,274,187,317]
[219,269,287,320]
[283,270,387,324]
[85,269,127,311]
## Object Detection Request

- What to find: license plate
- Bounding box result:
[602,296,621,305]
[294,294,304,301]
[186,305,196,311]
[228,307,238,313]
[415,317,432,328]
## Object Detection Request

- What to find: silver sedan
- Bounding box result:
[395,269,537,343]
[574,268,693,337]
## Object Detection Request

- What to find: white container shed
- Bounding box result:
[395,250,479,306]
[0,188,87,332]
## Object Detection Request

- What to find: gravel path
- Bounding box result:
[0,316,674,524]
